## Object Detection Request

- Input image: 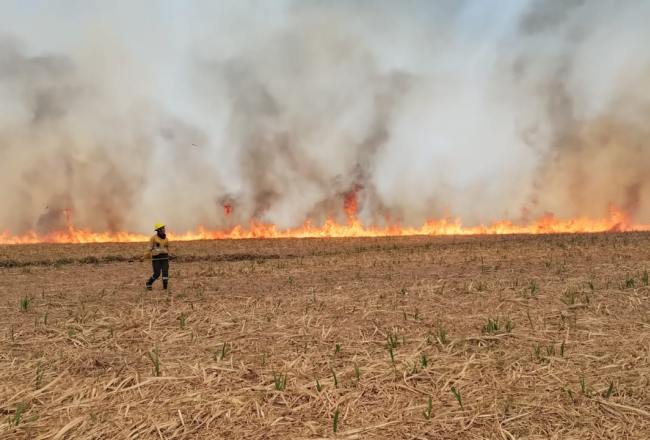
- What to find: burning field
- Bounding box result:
[2,233,649,439]
[3,1,650,438]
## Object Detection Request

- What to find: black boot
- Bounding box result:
[162,278,168,290]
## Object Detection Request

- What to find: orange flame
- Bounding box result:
[0,206,647,245]
[343,186,360,222]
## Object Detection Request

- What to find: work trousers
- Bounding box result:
[147,255,169,289]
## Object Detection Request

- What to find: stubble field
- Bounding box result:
[1,233,649,439]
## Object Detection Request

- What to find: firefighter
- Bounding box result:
[145,223,170,290]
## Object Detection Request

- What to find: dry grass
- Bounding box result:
[1,233,649,439]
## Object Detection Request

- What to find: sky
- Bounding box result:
[1,0,650,233]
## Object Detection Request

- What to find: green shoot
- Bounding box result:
[565,388,574,401]
[13,402,26,426]
[315,378,322,392]
[580,376,587,395]
[147,348,161,377]
[220,343,229,360]
[388,345,395,364]
[387,332,399,349]
[333,407,340,433]
[643,270,649,287]
[529,280,538,296]
[273,371,287,391]
[334,343,341,355]
[423,396,433,420]
[35,362,44,390]
[20,296,31,312]
[435,325,449,345]
[604,381,614,399]
[451,385,463,409]
[420,353,428,368]
[331,368,338,388]
[483,318,499,334]
[177,313,187,329]
[526,309,534,330]
[354,363,360,383]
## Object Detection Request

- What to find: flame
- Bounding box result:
[0,206,647,245]
[343,186,361,222]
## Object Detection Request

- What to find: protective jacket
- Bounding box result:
[146,234,169,259]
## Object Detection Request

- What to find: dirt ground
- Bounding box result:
[1,233,649,439]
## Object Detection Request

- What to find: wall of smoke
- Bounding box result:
[1,0,649,234]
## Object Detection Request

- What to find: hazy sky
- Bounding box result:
[1,1,650,233]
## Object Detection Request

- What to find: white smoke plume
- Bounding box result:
[1,0,650,234]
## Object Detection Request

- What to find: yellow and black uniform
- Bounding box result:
[146,231,170,290]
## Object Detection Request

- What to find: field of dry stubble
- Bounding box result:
[1,233,649,439]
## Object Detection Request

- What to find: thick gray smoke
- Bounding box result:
[1,0,650,234]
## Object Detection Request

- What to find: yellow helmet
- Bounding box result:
[154,222,165,231]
